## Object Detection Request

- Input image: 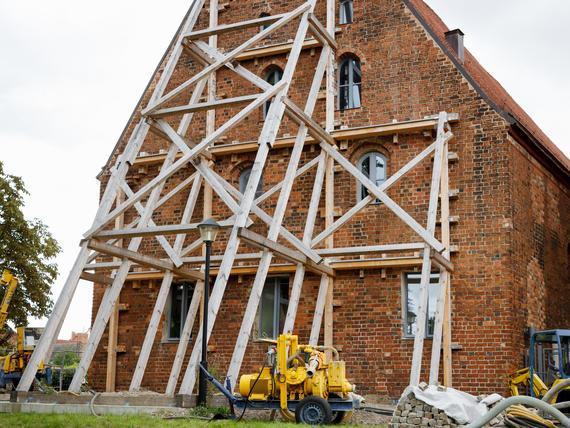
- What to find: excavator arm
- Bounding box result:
[0,270,19,331]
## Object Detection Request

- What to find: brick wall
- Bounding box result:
[89,0,569,399]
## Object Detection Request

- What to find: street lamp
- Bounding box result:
[197,218,220,407]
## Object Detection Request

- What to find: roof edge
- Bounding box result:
[403,0,569,182]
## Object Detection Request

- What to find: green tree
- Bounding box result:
[51,350,80,368]
[0,161,60,337]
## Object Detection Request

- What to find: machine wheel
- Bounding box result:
[332,410,353,424]
[295,396,332,426]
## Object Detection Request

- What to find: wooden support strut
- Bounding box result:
[86,240,205,282]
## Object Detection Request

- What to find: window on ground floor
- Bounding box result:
[259,277,289,339]
[403,272,440,338]
[168,281,195,341]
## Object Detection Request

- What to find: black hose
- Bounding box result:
[236,352,270,422]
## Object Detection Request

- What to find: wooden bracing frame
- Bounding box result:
[19,0,456,394]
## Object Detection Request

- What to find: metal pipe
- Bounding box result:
[464,396,569,428]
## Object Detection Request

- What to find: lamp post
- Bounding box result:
[197,218,220,407]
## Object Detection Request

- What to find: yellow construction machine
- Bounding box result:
[507,329,570,410]
[0,269,51,390]
[201,333,362,425]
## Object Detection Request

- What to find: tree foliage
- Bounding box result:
[0,161,60,332]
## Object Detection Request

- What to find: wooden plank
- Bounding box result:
[94,220,233,240]
[129,271,174,391]
[321,0,335,355]
[282,152,327,334]
[309,274,330,345]
[409,112,447,387]
[183,13,287,40]
[238,228,334,277]
[149,94,260,118]
[283,98,335,145]
[440,138,453,387]
[165,279,204,394]
[331,257,422,270]
[86,240,204,282]
[320,142,445,252]
[80,272,114,286]
[307,13,337,50]
[311,140,438,247]
[235,38,321,61]
[317,243,424,256]
[430,248,454,272]
[429,267,447,385]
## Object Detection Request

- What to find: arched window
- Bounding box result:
[240,167,263,199]
[338,56,361,110]
[358,151,386,201]
[264,67,283,118]
[340,0,354,24]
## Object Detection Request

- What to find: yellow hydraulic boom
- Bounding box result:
[0,269,19,331]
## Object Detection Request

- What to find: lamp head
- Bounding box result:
[198,218,220,243]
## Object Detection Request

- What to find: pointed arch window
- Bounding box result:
[358,151,386,201]
[338,56,361,110]
[264,68,283,118]
[259,12,271,31]
[340,0,354,24]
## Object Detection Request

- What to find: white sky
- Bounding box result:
[0,1,568,340]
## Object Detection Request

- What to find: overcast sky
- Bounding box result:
[1,1,568,339]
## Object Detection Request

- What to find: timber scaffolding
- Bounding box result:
[19,0,457,395]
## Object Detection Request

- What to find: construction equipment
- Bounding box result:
[0,270,51,390]
[0,269,19,331]
[201,333,362,425]
[507,329,570,408]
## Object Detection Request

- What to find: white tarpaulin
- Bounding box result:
[399,385,503,424]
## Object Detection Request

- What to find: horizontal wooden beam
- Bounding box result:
[237,227,334,277]
[94,220,233,240]
[317,243,424,256]
[86,239,204,282]
[149,94,260,119]
[331,257,422,270]
[183,13,288,40]
[80,272,114,286]
[235,38,321,61]
[132,115,460,164]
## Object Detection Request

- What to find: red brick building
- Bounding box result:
[88,0,569,400]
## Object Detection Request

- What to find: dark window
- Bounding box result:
[404,272,440,338]
[339,0,354,24]
[264,68,283,118]
[168,282,195,340]
[358,151,386,201]
[259,277,289,339]
[260,12,271,31]
[239,167,263,199]
[338,57,361,110]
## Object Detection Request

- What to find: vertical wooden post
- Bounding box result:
[409,112,446,386]
[323,0,335,357]
[106,189,124,392]
[441,138,453,386]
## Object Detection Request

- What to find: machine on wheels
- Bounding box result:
[507,329,570,410]
[201,333,362,425]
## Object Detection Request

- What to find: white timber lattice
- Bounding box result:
[19,0,456,393]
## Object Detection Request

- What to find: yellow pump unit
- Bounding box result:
[237,334,358,424]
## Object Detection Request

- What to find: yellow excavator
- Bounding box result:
[0,269,51,390]
[507,329,570,409]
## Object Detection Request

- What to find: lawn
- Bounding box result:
[2,413,304,428]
